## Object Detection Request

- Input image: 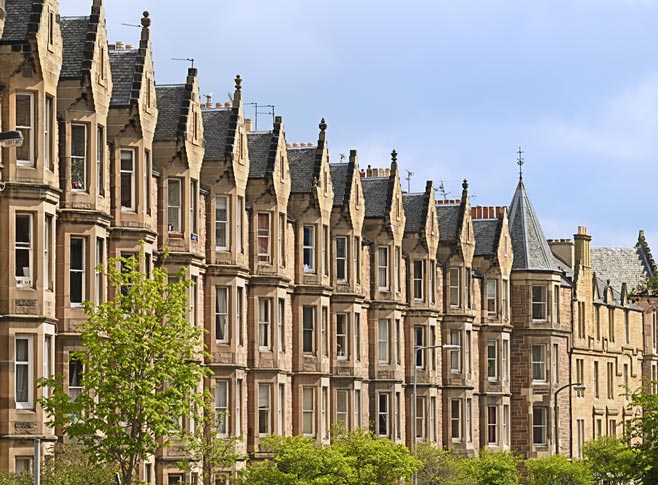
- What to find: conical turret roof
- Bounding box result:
[508,179,560,272]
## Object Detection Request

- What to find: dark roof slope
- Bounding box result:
[60,17,89,79]
[202,109,233,160]
[403,194,426,232]
[508,179,560,271]
[288,147,316,193]
[330,164,349,207]
[474,219,501,257]
[362,178,389,218]
[437,205,461,242]
[591,247,651,293]
[248,132,272,178]
[109,49,139,107]
[2,0,36,43]
[154,85,186,141]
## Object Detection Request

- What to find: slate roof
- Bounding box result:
[508,179,561,272]
[154,85,186,141]
[403,194,426,232]
[330,164,349,207]
[109,49,139,107]
[437,205,461,242]
[474,219,500,257]
[591,247,651,293]
[202,109,233,160]
[60,17,89,79]
[248,132,272,178]
[2,0,35,43]
[288,147,316,193]
[361,178,389,218]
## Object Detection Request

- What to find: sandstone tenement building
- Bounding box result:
[0,1,655,483]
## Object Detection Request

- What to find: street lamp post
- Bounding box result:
[553,382,586,456]
[412,343,460,485]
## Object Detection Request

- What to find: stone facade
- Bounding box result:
[0,1,656,483]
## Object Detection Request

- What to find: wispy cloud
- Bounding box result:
[534,76,658,163]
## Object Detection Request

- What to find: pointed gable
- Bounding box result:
[249,116,286,180]
[288,118,331,196]
[508,179,560,272]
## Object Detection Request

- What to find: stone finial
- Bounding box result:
[391,149,397,163]
[141,11,151,28]
[462,179,468,191]
[235,75,242,91]
[319,118,327,132]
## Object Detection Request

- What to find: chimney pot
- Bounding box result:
[108,43,116,50]
[126,44,134,50]
[215,102,222,109]
[307,142,314,147]
[244,118,253,132]
[293,143,300,148]
[287,143,292,148]
[116,41,124,50]
[224,102,231,109]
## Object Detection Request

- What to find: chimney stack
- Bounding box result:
[574,226,591,268]
[244,118,253,132]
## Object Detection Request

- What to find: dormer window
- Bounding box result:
[48,10,55,46]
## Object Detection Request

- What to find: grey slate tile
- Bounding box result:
[60,16,88,80]
[2,0,34,42]
[403,194,425,232]
[202,109,233,160]
[362,178,389,218]
[437,205,460,242]
[591,247,651,294]
[248,132,272,178]
[474,219,499,257]
[508,179,560,271]
[154,85,186,141]
[109,49,139,107]
[288,147,316,194]
[330,164,349,207]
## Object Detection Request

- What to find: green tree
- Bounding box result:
[332,427,421,485]
[625,384,658,484]
[40,253,209,485]
[525,455,593,485]
[178,394,242,485]
[414,442,471,485]
[0,474,32,485]
[465,449,519,485]
[582,436,637,485]
[40,442,117,485]
[236,434,353,485]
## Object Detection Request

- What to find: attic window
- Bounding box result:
[145,76,152,108]
[100,47,105,80]
[193,110,199,141]
[280,155,284,181]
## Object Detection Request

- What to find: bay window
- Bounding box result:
[71,124,87,190]
[487,280,497,317]
[303,225,315,273]
[378,247,389,290]
[258,383,271,436]
[257,213,271,262]
[15,336,32,409]
[70,237,85,306]
[303,306,315,354]
[258,298,271,349]
[215,380,228,436]
[449,267,460,307]
[532,285,547,321]
[120,149,135,210]
[16,93,34,166]
[532,344,547,382]
[15,213,33,287]
[336,236,347,282]
[413,260,425,300]
[302,387,315,436]
[215,196,229,249]
[336,313,348,359]
[215,287,229,343]
[167,179,182,232]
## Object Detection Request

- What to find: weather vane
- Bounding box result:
[517,146,524,180]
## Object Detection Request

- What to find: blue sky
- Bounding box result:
[61,0,658,247]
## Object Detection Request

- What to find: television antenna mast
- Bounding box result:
[437,180,451,201]
[405,169,413,193]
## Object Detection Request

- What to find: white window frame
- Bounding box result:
[278,212,285,266]
[120,149,135,211]
[532,285,548,322]
[236,379,243,436]
[413,260,425,301]
[502,339,509,382]
[68,357,83,402]
[215,196,229,250]
[257,212,271,263]
[45,96,53,170]
[532,344,547,383]
[278,298,285,352]
[302,387,315,437]
[15,213,33,288]
[336,313,348,360]
[354,237,360,284]
[322,225,329,277]
[377,393,390,437]
[502,278,510,321]
[95,238,104,305]
[97,125,104,196]
[378,319,390,364]
[15,336,33,409]
[258,298,271,350]
[303,225,315,273]
[167,178,182,233]
[44,215,54,291]
[215,287,229,343]
[336,389,349,427]
[70,237,86,307]
[488,405,498,445]
[190,180,197,234]
[16,92,34,166]
[450,330,461,372]
[71,123,88,191]
[487,279,497,317]
[503,404,510,447]
[378,247,389,290]
[487,340,498,380]
[533,407,547,445]
[449,267,460,308]
[277,383,284,436]
[237,197,244,253]
[451,399,462,441]
[258,383,271,436]
[336,236,347,283]
[215,380,229,437]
